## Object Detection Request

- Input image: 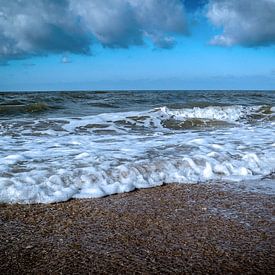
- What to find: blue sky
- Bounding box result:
[0,0,275,91]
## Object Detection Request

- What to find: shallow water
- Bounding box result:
[0,90,274,203]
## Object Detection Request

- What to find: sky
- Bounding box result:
[0,0,275,91]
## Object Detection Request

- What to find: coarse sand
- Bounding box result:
[0,183,274,274]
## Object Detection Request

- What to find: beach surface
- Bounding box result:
[0,183,274,274]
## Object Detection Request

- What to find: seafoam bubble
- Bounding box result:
[0,104,275,203]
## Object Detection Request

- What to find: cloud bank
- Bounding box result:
[207,0,275,47]
[0,0,188,62]
[1,0,275,63]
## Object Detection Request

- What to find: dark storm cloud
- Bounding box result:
[0,0,188,62]
[207,0,275,47]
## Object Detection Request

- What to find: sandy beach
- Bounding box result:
[0,183,274,274]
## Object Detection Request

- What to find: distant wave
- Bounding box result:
[0,102,49,115]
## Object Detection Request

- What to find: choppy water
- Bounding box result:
[0,90,274,204]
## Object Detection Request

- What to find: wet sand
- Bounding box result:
[0,183,274,274]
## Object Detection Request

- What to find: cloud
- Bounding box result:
[207,0,275,47]
[0,0,91,62]
[61,56,72,64]
[69,0,189,48]
[184,0,208,11]
[0,0,188,63]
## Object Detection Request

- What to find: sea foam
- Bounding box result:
[0,104,274,203]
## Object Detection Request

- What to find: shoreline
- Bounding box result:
[0,183,274,274]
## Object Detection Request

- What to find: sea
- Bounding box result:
[0,90,274,204]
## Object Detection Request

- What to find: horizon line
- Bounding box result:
[1,89,275,93]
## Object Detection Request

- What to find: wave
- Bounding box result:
[0,103,274,204]
[0,102,49,115]
[1,136,274,203]
[60,105,274,133]
[0,105,274,137]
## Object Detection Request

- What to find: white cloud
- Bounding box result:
[0,0,91,64]
[207,0,275,47]
[70,0,188,48]
[61,56,72,64]
[0,0,188,62]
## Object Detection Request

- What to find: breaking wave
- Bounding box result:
[0,91,274,204]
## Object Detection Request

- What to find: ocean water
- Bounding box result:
[0,90,274,204]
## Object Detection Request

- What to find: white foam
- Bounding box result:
[0,105,270,138]
[155,105,257,122]
[0,105,274,204]
[3,154,25,165]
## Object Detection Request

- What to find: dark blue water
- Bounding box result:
[1,90,274,118]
